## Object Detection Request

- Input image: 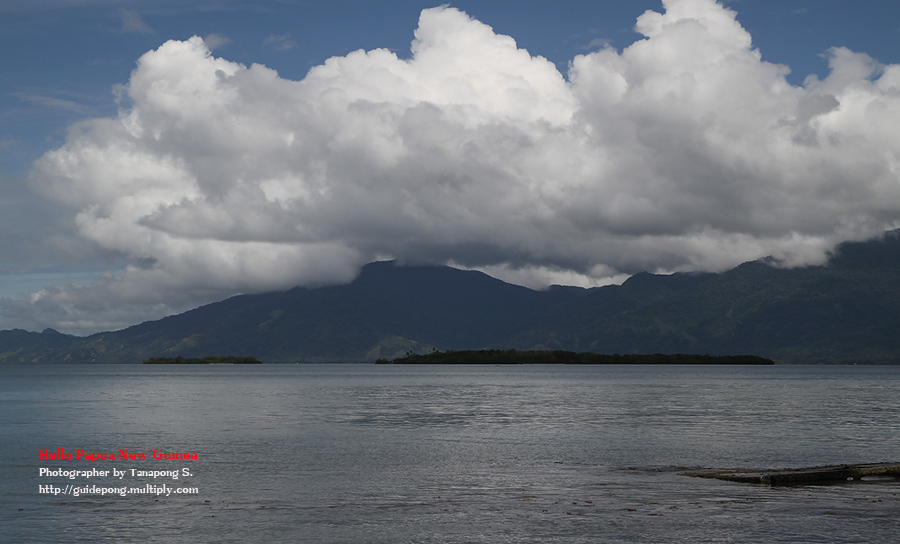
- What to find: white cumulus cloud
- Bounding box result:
[8,0,900,334]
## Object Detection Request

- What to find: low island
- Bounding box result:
[142,356,263,364]
[377,350,774,365]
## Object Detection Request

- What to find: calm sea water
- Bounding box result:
[2,364,899,543]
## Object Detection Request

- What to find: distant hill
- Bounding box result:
[2,231,900,364]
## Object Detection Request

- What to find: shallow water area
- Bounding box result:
[2,364,899,543]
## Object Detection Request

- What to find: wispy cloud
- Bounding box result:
[581,36,612,50]
[203,33,230,51]
[119,8,154,34]
[263,33,296,51]
[9,92,88,113]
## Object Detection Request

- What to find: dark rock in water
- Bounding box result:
[683,463,900,485]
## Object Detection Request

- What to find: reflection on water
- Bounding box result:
[2,364,900,543]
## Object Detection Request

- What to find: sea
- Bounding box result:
[2,363,899,543]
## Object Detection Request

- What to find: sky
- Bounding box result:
[1,0,900,335]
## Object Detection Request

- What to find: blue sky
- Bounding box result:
[1,0,900,334]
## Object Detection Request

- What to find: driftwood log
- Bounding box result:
[683,463,900,485]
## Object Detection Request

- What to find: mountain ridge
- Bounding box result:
[3,232,900,364]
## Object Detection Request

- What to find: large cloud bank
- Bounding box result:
[13,0,900,333]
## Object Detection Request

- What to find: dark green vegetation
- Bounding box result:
[2,231,900,364]
[377,350,774,365]
[142,356,262,364]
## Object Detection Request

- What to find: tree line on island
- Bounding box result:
[142,351,773,365]
[142,355,262,364]
[376,350,775,365]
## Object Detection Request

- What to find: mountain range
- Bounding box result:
[3,231,900,364]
